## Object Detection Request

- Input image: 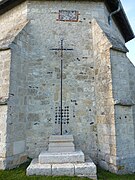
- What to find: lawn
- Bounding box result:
[0,162,135,180]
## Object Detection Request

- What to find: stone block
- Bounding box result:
[0,158,6,170]
[48,146,75,152]
[19,154,28,163]
[108,164,118,174]
[75,162,97,176]
[27,160,97,178]
[48,142,75,152]
[26,159,51,176]
[39,150,85,164]
[52,163,74,176]
[13,140,25,155]
[49,142,74,147]
[49,135,74,142]
[99,160,109,171]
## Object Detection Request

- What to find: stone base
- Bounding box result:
[48,135,75,152]
[27,158,97,180]
[39,150,84,164]
[27,135,97,179]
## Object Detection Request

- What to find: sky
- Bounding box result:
[121,0,135,65]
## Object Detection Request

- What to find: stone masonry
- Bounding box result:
[27,135,97,179]
[0,0,135,174]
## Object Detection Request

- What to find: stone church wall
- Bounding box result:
[111,50,135,173]
[129,63,135,154]
[25,0,106,159]
[24,0,129,162]
[0,0,134,172]
[92,17,135,173]
[0,26,30,169]
[92,19,117,173]
[5,27,30,168]
[0,50,11,169]
[0,1,28,169]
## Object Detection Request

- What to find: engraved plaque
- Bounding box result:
[58,10,79,22]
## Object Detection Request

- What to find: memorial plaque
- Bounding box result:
[58,10,79,22]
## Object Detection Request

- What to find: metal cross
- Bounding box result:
[50,39,73,135]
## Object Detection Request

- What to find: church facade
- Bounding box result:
[0,0,135,174]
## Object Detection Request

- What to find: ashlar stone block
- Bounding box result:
[48,135,75,152]
[52,163,74,176]
[39,150,85,164]
[26,159,51,176]
[48,146,75,152]
[13,140,25,155]
[49,135,74,142]
[75,162,97,176]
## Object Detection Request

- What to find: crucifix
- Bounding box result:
[50,39,73,135]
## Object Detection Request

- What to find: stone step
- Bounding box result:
[49,142,74,147]
[49,135,74,142]
[39,150,85,164]
[48,146,75,152]
[48,142,75,152]
[48,135,75,152]
[27,158,97,180]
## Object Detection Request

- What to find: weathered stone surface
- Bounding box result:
[0,97,8,105]
[52,163,74,176]
[99,160,109,171]
[0,158,6,169]
[49,142,74,147]
[114,99,135,106]
[49,135,74,142]
[98,21,129,53]
[27,159,51,176]
[27,159,97,179]
[39,150,85,164]
[0,0,135,175]
[75,162,97,175]
[13,140,25,155]
[48,146,75,152]
[48,135,75,152]
[0,21,29,50]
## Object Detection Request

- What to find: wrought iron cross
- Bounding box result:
[50,39,73,135]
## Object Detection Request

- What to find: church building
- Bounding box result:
[0,0,135,176]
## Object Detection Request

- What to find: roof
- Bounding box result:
[95,19,129,53]
[0,0,134,42]
[105,0,134,42]
[0,20,29,50]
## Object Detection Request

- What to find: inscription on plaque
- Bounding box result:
[58,10,79,22]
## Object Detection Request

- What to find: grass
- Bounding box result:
[0,162,135,180]
[98,167,135,180]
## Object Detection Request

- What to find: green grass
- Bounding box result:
[98,167,135,180]
[0,162,135,180]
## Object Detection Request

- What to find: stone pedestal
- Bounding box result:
[39,150,84,164]
[27,135,97,179]
[48,135,75,152]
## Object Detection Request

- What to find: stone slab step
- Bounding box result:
[48,142,75,152]
[26,158,97,180]
[39,150,85,164]
[49,142,74,147]
[48,146,75,152]
[49,135,74,142]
